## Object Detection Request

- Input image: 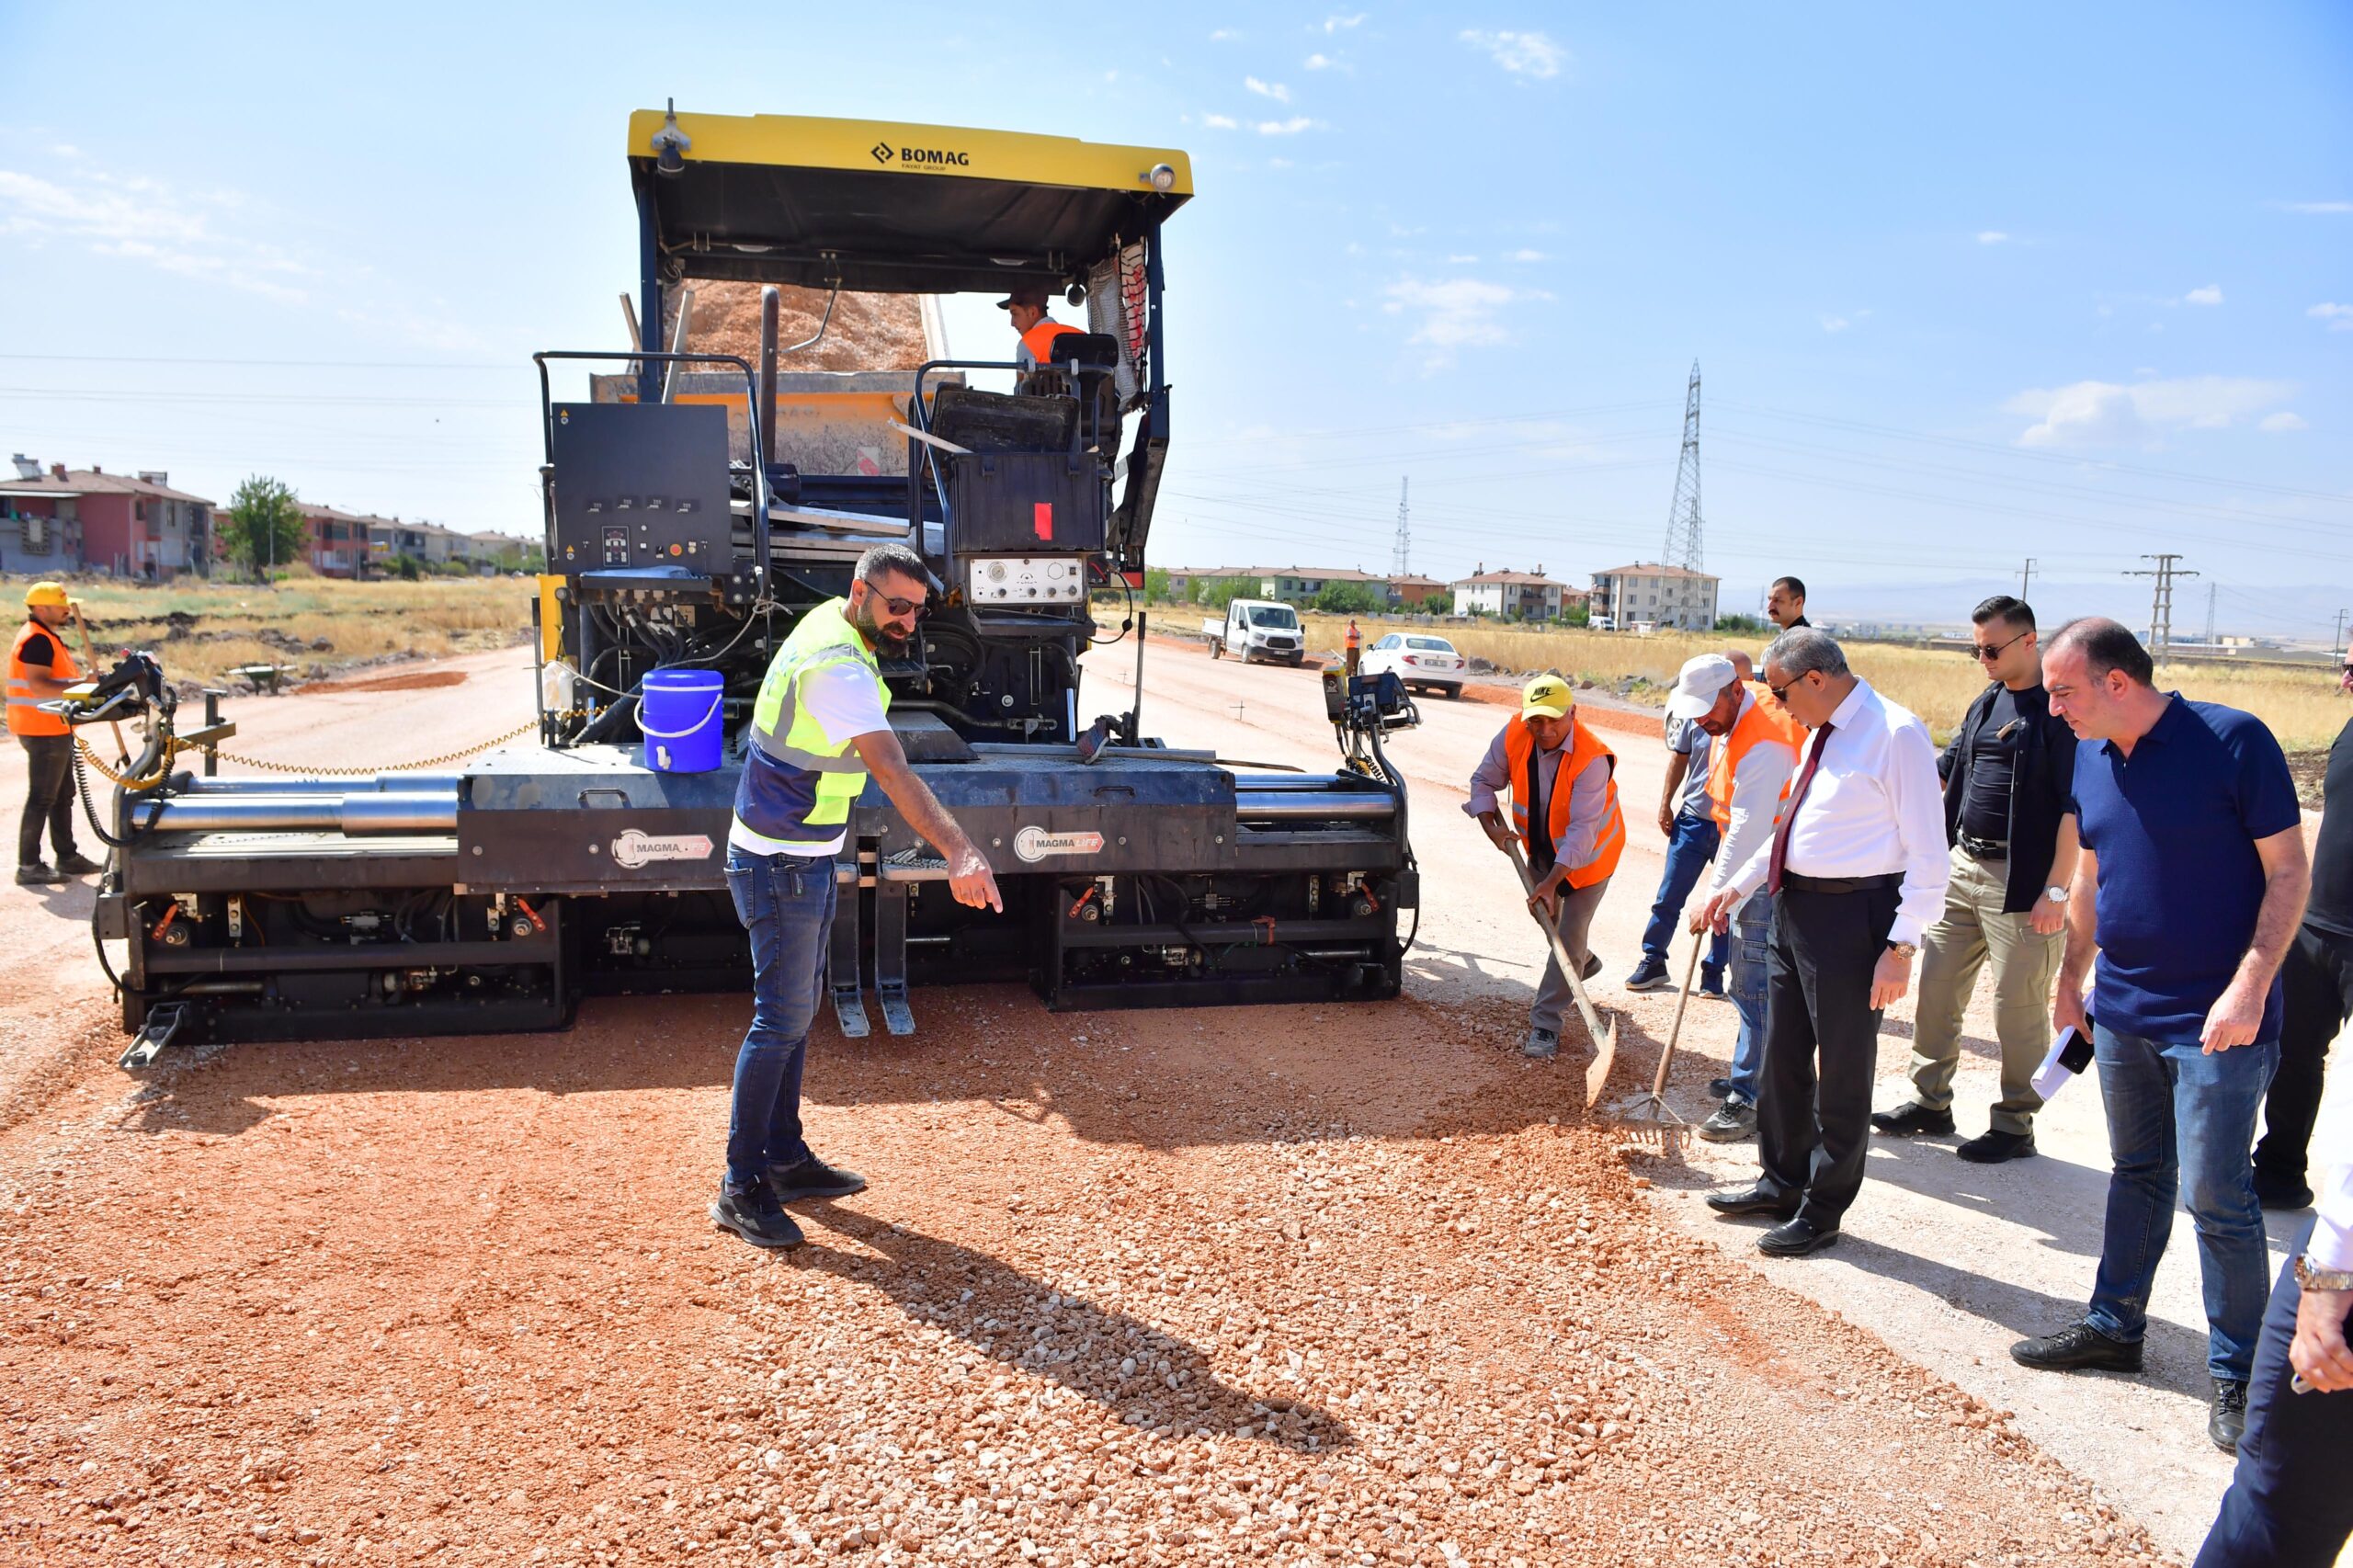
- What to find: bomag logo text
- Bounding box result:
[895,147,971,167]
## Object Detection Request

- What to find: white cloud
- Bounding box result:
[2310,302,2353,332]
[1304,52,1335,69]
[1447,253,1479,264]
[1382,276,1550,369]
[2006,375,2298,448]
[1323,12,1365,32]
[2283,200,2351,214]
[1459,28,1564,79]
[1506,248,1546,263]
[2259,412,2309,433]
[2183,284,2222,306]
[1268,157,1293,170]
[1256,117,1319,135]
[1820,315,1850,334]
[0,165,315,304]
[1245,75,1291,102]
[1976,231,2009,244]
[1209,28,1239,40]
[1201,112,1239,130]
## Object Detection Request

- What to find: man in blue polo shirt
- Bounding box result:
[2009,619,2310,1456]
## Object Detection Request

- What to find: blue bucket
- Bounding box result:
[639,667,725,773]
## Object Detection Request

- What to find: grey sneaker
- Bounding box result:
[1697,1096,1757,1142]
[1522,1027,1559,1060]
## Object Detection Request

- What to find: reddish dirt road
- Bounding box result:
[0,643,2167,1567]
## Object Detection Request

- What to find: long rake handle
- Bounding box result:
[1649,936,1705,1099]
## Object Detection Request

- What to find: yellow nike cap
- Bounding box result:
[1520,673,1574,719]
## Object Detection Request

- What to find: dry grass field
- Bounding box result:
[8,573,536,687]
[1297,614,2352,750]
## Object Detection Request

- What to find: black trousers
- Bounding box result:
[1757,880,1901,1227]
[16,733,78,866]
[2254,923,2351,1192]
[2193,1221,2353,1568]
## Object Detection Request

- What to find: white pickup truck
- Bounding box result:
[1202,599,1307,665]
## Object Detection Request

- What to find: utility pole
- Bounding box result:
[1391,477,1410,580]
[2336,608,2348,659]
[2123,553,2198,663]
[2019,558,2036,601]
[2203,582,2215,649]
[1661,360,1704,572]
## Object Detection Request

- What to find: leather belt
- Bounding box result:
[1958,833,2007,860]
[1779,871,1904,895]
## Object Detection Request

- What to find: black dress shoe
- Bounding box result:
[1705,1184,1799,1220]
[1757,1216,1839,1256]
[1581,952,1603,982]
[1955,1129,2037,1164]
[2010,1321,2143,1374]
[52,851,104,876]
[767,1153,868,1204]
[1870,1101,1955,1136]
[2209,1378,2248,1453]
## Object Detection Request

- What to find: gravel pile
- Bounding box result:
[0,987,2169,1566]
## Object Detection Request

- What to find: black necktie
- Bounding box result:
[1525,740,1554,877]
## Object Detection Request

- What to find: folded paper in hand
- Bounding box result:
[2031,1024,2096,1102]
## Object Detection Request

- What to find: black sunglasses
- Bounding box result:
[1972,629,2030,661]
[862,579,926,619]
[1768,676,1807,703]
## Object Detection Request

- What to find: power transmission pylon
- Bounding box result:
[2203,582,2215,648]
[1391,477,1410,579]
[1661,360,1703,572]
[2020,558,2036,601]
[2124,553,2198,663]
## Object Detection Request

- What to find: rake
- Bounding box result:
[1607,936,1699,1128]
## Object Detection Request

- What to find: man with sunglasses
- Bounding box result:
[1696,627,1947,1256]
[1873,596,2079,1162]
[712,542,1004,1251]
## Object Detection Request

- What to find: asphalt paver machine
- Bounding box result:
[89,108,1417,1062]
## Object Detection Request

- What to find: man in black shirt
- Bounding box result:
[1767,576,1810,633]
[2252,657,2353,1209]
[1873,597,2079,1161]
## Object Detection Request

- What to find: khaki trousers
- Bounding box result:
[1908,846,2061,1133]
[1529,877,1610,1038]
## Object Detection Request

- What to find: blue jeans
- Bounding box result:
[1640,808,1730,985]
[2194,1220,2353,1568]
[722,846,836,1191]
[2086,1023,2278,1382]
[1725,890,1774,1103]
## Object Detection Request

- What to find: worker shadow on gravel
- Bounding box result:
[1830,1232,2222,1398]
[788,1201,1353,1453]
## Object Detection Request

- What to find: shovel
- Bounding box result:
[1608,937,1699,1128]
[1502,841,1620,1108]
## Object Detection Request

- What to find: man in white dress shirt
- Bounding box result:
[1697,628,1949,1256]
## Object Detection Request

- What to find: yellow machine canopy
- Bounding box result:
[627,109,1192,296]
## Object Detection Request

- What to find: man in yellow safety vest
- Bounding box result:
[712,542,1002,1250]
[8,582,101,886]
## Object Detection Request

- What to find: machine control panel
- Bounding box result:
[965,556,1092,604]
[549,402,733,577]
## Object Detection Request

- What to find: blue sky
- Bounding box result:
[3,2,2347,634]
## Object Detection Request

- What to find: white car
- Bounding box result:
[1361,632,1464,698]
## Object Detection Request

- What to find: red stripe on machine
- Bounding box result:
[1033,503,1053,541]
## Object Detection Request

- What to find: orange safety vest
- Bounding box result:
[6,619,78,739]
[1018,317,1083,367]
[1707,690,1806,830]
[1500,714,1625,888]
[1345,622,1361,649]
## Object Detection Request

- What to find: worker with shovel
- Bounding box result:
[1468,673,1626,1059]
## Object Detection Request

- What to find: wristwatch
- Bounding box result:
[1885,941,1918,960]
[2295,1255,2353,1292]
[2044,885,2070,903]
